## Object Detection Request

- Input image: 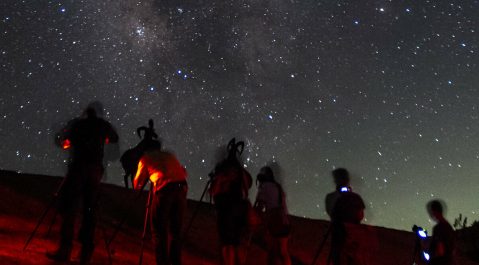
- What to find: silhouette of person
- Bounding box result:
[426,200,455,265]
[47,102,118,264]
[325,168,365,265]
[209,138,252,265]
[133,140,188,265]
[254,166,291,265]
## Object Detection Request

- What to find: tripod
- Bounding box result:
[411,237,421,265]
[23,177,66,251]
[183,179,212,240]
[138,183,154,265]
[106,181,149,248]
[24,176,113,265]
[310,225,332,265]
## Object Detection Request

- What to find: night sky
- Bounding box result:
[1,0,478,231]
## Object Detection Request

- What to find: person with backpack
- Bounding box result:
[254,166,291,265]
[209,138,252,265]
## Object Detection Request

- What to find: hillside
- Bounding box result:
[0,170,476,265]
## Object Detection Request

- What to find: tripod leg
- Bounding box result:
[411,239,420,265]
[101,225,113,265]
[242,229,255,265]
[46,211,58,238]
[24,177,66,251]
[310,225,332,265]
[139,185,153,265]
[95,200,113,265]
[183,180,211,239]
[107,182,148,247]
[23,199,54,250]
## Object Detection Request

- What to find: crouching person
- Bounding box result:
[133,140,188,265]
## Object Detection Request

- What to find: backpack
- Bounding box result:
[209,138,251,200]
[210,159,250,200]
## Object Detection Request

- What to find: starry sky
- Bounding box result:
[1,0,478,231]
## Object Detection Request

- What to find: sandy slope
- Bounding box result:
[0,171,476,265]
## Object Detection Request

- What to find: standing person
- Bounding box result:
[209,138,252,265]
[254,166,291,265]
[133,140,188,265]
[325,168,365,265]
[426,200,455,265]
[47,102,119,264]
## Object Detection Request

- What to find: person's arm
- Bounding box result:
[107,123,119,143]
[325,193,333,217]
[133,159,149,190]
[357,194,366,222]
[254,185,267,210]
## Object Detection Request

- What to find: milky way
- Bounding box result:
[1,0,478,230]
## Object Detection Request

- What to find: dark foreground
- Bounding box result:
[0,170,476,265]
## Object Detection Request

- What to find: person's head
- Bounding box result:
[84,101,104,118]
[85,107,97,118]
[257,166,275,183]
[427,199,446,221]
[332,168,350,189]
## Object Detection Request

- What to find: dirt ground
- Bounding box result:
[0,171,477,265]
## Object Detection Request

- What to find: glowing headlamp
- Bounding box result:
[412,225,428,239]
[423,251,430,261]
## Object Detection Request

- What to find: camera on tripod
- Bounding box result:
[412,225,430,262]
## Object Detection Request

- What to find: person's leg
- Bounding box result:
[78,165,102,264]
[52,207,75,260]
[267,250,276,265]
[47,174,78,261]
[266,235,278,265]
[278,237,291,265]
[221,245,236,265]
[330,223,346,265]
[170,186,187,265]
[151,191,171,265]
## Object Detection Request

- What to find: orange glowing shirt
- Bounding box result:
[134,150,187,192]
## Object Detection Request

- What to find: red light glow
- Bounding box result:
[62,139,71,149]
